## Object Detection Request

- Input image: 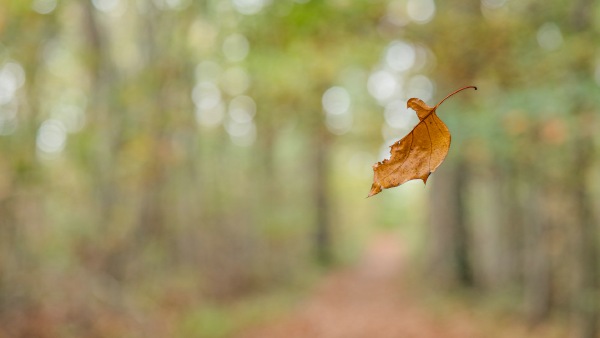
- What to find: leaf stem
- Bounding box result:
[434,86,477,109]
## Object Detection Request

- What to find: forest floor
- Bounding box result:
[236,233,568,338]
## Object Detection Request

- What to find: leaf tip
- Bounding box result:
[368,183,382,197]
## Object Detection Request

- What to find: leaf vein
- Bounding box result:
[431,115,450,148]
[424,118,433,171]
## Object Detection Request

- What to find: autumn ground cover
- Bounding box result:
[237,233,568,338]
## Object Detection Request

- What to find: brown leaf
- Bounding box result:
[368,86,477,197]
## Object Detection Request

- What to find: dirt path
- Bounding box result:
[237,234,485,338]
[237,234,568,338]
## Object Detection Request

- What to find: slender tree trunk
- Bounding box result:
[572,130,599,338]
[314,126,332,265]
[82,1,120,227]
[453,159,474,286]
[0,193,16,311]
[494,164,524,290]
[569,1,599,333]
[428,158,473,287]
[82,0,130,282]
[523,187,552,324]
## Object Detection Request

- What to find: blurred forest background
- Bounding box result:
[1,0,600,337]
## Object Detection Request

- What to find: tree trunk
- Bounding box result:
[572,131,599,338]
[568,1,600,334]
[523,188,552,324]
[314,126,332,265]
[428,158,474,287]
[453,159,474,286]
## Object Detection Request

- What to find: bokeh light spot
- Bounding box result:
[36,119,67,156]
[221,67,251,96]
[32,0,56,14]
[222,34,250,62]
[325,112,353,135]
[195,103,225,128]
[406,75,434,102]
[4,62,25,88]
[385,0,409,27]
[381,123,407,146]
[193,81,225,128]
[51,104,86,133]
[228,95,256,123]
[481,0,506,9]
[231,0,268,15]
[225,119,256,146]
[0,72,17,105]
[153,0,191,10]
[92,0,122,13]
[385,41,415,72]
[192,81,222,111]
[322,86,351,116]
[537,22,563,51]
[0,100,18,136]
[406,0,435,24]
[368,70,399,103]
[384,100,415,129]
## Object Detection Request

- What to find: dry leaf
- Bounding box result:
[368,86,477,197]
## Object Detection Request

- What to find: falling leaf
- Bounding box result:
[368,86,477,197]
